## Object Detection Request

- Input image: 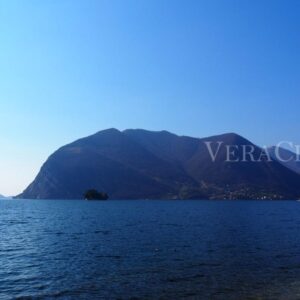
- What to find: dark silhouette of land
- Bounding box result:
[18,129,300,200]
[84,189,108,200]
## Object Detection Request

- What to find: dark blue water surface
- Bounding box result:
[1,200,300,299]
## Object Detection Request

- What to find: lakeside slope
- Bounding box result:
[18,129,300,200]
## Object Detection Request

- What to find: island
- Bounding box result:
[17,129,300,200]
[84,189,109,200]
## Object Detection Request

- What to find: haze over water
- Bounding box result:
[1,199,300,299]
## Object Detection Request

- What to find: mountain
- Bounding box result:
[267,146,300,175]
[18,129,300,200]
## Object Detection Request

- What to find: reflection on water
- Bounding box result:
[1,199,300,299]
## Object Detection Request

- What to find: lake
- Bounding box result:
[1,199,300,299]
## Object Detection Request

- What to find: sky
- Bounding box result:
[0,0,299,195]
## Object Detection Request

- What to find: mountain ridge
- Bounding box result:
[268,146,300,175]
[18,129,300,200]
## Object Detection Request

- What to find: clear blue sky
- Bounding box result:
[0,0,299,195]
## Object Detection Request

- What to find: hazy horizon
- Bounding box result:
[1,0,299,195]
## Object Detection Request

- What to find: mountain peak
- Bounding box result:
[123,128,177,136]
[18,129,300,200]
[202,132,253,146]
[95,128,121,135]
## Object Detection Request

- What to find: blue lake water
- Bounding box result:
[1,199,300,299]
